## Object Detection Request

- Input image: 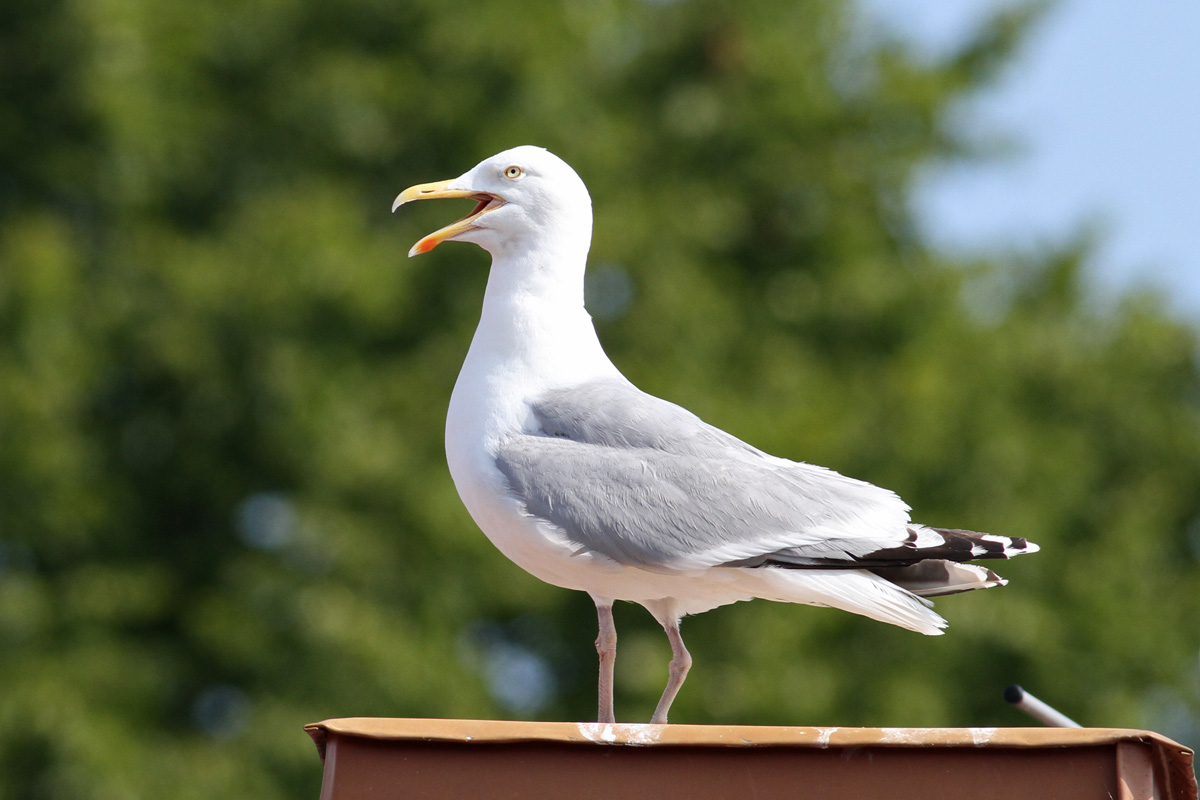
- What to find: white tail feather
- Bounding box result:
[737,567,948,635]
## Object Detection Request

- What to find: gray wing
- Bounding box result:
[495,379,920,570]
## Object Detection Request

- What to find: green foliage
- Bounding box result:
[3,0,1199,795]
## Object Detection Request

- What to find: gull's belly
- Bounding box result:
[443,426,571,572]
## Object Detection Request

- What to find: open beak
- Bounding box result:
[392,179,504,257]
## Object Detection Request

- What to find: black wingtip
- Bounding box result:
[1003,684,1025,705]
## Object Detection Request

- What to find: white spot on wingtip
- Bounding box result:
[913,528,946,548]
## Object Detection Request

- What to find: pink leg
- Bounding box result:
[594,601,617,724]
[650,618,691,724]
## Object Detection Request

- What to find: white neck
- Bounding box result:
[472,244,617,388]
[447,226,622,450]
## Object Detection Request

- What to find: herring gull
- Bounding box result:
[393,146,1038,724]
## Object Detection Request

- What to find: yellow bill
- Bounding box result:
[392,179,504,257]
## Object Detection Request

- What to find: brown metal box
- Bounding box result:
[306,717,1196,800]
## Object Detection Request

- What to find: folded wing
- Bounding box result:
[496,379,1036,591]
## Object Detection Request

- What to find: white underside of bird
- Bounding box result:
[393,145,1038,724]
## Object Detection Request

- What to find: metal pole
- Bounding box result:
[1004,685,1081,728]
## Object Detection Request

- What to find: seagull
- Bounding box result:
[393,146,1038,724]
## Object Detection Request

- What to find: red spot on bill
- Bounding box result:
[414,235,440,254]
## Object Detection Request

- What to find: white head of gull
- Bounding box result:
[394,145,1038,724]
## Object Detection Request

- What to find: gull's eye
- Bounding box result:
[504,165,524,180]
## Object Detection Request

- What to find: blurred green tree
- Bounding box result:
[2,0,1199,796]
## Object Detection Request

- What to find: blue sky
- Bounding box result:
[863,1,1200,319]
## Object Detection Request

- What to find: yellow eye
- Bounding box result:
[504,165,524,179]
